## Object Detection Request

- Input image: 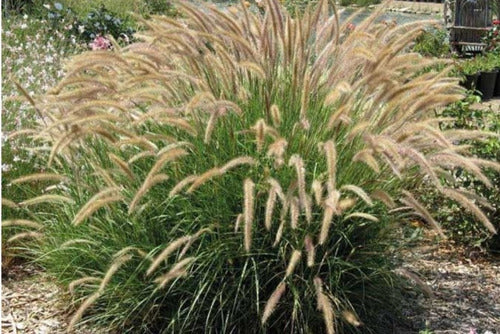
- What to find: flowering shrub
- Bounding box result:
[42,2,135,47]
[89,35,111,50]
[73,5,135,45]
[483,19,500,54]
[1,13,83,261]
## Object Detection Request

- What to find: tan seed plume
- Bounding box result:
[146,235,191,276]
[341,310,362,327]
[267,138,288,168]
[169,175,198,197]
[304,235,315,267]
[285,250,302,278]
[337,198,356,212]
[60,239,98,248]
[314,277,336,334]
[270,104,281,127]
[99,254,133,292]
[289,155,308,212]
[261,281,286,325]
[220,156,257,173]
[290,196,300,229]
[154,257,195,288]
[319,205,334,245]
[2,219,43,229]
[234,213,243,232]
[2,198,19,209]
[243,178,255,252]
[267,178,286,201]
[109,153,135,180]
[187,168,221,193]
[312,180,324,205]
[340,184,373,207]
[68,277,101,295]
[371,189,395,208]
[68,292,102,332]
[73,187,123,226]
[323,141,337,191]
[10,173,68,185]
[441,188,496,234]
[19,194,75,207]
[7,231,43,243]
[344,212,379,222]
[179,228,211,259]
[265,189,277,231]
[401,190,445,238]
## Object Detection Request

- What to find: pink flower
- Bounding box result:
[346,23,355,31]
[493,19,500,25]
[90,36,111,50]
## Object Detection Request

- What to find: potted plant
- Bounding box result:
[459,57,480,91]
[493,52,500,97]
[482,19,500,97]
[476,54,498,101]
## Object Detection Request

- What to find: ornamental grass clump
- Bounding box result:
[5,0,499,332]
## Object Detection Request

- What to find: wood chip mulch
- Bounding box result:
[399,242,500,334]
[1,263,106,334]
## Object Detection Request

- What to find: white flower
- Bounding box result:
[23,14,28,20]
[20,23,28,29]
[43,4,50,9]
[78,25,85,34]
[1,164,12,172]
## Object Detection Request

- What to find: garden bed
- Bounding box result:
[2,239,499,334]
[2,2,499,333]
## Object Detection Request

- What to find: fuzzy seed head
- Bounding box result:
[243,178,255,252]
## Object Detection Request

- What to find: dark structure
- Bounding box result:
[449,0,493,53]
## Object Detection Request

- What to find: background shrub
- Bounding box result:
[46,0,147,19]
[40,2,136,45]
[4,1,498,333]
[412,28,450,58]
[2,0,35,16]
[71,5,136,44]
[428,94,500,250]
[1,12,84,268]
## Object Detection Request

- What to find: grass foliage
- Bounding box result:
[4,0,499,332]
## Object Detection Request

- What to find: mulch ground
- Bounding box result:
[2,242,499,334]
[400,241,500,334]
[1,263,106,334]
